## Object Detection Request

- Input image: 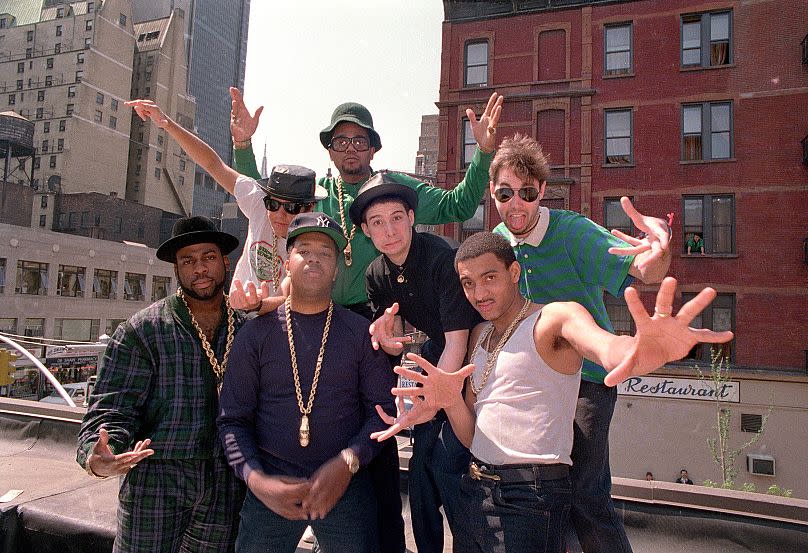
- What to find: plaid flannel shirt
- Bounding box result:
[77,293,246,468]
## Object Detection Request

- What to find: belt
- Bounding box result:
[468,459,569,483]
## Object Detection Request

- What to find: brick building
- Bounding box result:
[438,0,808,493]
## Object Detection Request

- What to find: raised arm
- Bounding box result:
[230,87,262,179]
[127,99,239,194]
[607,197,672,283]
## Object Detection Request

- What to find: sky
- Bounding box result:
[240,1,445,177]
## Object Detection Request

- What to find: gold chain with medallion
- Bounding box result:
[285,296,334,447]
[468,298,531,395]
[269,236,281,292]
[176,289,235,392]
[335,177,357,266]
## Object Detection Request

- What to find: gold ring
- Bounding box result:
[654,306,673,317]
[488,126,496,134]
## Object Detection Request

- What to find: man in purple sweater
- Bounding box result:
[218,212,395,553]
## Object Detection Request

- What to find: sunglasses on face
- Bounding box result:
[493,186,540,203]
[329,136,370,152]
[263,197,316,215]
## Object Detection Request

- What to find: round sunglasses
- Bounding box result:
[263,197,316,215]
[493,186,540,203]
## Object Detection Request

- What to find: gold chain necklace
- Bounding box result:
[269,236,281,292]
[285,296,334,447]
[176,289,235,392]
[335,176,357,266]
[468,298,531,395]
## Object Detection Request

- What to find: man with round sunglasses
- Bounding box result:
[488,134,672,553]
[229,88,502,553]
[128,100,325,314]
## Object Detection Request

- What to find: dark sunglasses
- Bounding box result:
[493,186,540,203]
[329,136,370,152]
[263,197,316,215]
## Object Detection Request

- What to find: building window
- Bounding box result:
[157,134,164,146]
[96,92,104,105]
[7,94,14,106]
[93,269,117,299]
[682,194,735,254]
[80,211,90,228]
[56,7,64,18]
[16,79,23,90]
[94,110,102,123]
[105,319,125,336]
[124,273,146,301]
[54,319,100,342]
[36,108,43,120]
[682,11,731,68]
[39,214,47,227]
[86,19,93,31]
[17,62,24,73]
[54,42,61,54]
[57,138,64,151]
[682,292,734,362]
[41,195,48,208]
[41,139,49,152]
[66,103,74,116]
[464,40,488,87]
[33,157,40,170]
[59,119,66,131]
[37,90,45,101]
[460,201,486,242]
[111,98,118,111]
[154,167,161,179]
[604,23,632,75]
[24,318,45,338]
[604,109,632,164]
[57,265,85,297]
[26,47,33,59]
[108,116,117,129]
[45,75,52,87]
[56,25,62,36]
[67,85,76,98]
[461,119,476,167]
[178,175,184,186]
[604,294,633,336]
[0,318,16,334]
[76,70,84,82]
[46,57,54,69]
[88,1,95,11]
[604,197,634,237]
[84,37,92,49]
[27,30,34,42]
[77,52,84,64]
[155,151,162,162]
[49,155,56,168]
[179,159,186,171]
[119,13,127,26]
[0,258,5,293]
[152,275,171,301]
[16,261,48,295]
[682,102,732,161]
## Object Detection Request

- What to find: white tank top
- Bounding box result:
[470,308,581,466]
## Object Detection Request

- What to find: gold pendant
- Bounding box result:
[299,414,310,447]
[396,274,405,284]
[344,242,352,267]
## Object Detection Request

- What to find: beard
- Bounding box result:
[178,278,225,301]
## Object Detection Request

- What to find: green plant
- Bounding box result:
[767,485,793,498]
[741,482,757,493]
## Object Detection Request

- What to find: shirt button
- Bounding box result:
[527,269,533,274]
[523,254,528,259]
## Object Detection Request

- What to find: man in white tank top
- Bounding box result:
[373,232,733,553]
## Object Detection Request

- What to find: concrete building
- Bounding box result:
[439,0,808,496]
[131,0,251,221]
[414,113,438,178]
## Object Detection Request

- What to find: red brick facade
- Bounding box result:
[438,0,808,371]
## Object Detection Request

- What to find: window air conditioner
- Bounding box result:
[747,454,775,476]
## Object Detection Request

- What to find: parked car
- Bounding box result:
[39,382,88,406]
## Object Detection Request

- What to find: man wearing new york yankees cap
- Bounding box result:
[218,212,395,553]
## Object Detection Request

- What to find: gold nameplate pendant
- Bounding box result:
[344,243,353,267]
[299,415,310,447]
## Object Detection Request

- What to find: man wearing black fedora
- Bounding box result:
[77,216,247,552]
[230,88,502,552]
[127,99,325,314]
[351,172,482,553]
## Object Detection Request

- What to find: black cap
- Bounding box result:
[319,102,382,151]
[286,212,348,252]
[156,216,239,263]
[256,164,327,203]
[349,171,419,226]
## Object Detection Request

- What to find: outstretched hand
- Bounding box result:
[368,303,412,353]
[370,353,474,441]
[126,99,169,128]
[86,427,155,477]
[230,87,263,144]
[607,196,671,270]
[467,92,504,154]
[229,278,271,311]
[603,277,734,386]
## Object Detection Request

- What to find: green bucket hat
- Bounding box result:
[319,102,382,151]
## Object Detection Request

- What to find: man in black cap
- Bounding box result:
[351,173,481,553]
[127,99,325,314]
[77,216,247,552]
[230,89,502,551]
[218,212,395,553]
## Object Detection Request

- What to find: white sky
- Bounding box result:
[240,1,444,176]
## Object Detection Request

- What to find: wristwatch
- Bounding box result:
[340,448,359,474]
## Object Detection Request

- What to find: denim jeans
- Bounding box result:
[568,380,633,553]
[454,469,573,553]
[235,471,377,553]
[408,412,471,553]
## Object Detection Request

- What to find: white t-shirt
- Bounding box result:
[230,174,287,294]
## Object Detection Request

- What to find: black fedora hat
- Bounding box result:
[319,102,382,151]
[257,164,327,203]
[286,212,348,253]
[156,216,239,263]
[349,171,419,226]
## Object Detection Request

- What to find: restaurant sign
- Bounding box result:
[617,376,739,403]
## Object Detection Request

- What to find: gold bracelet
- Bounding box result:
[233,138,252,150]
[85,457,108,479]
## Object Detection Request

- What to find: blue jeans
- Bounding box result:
[569,380,633,552]
[236,471,377,553]
[408,412,470,553]
[454,468,573,553]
